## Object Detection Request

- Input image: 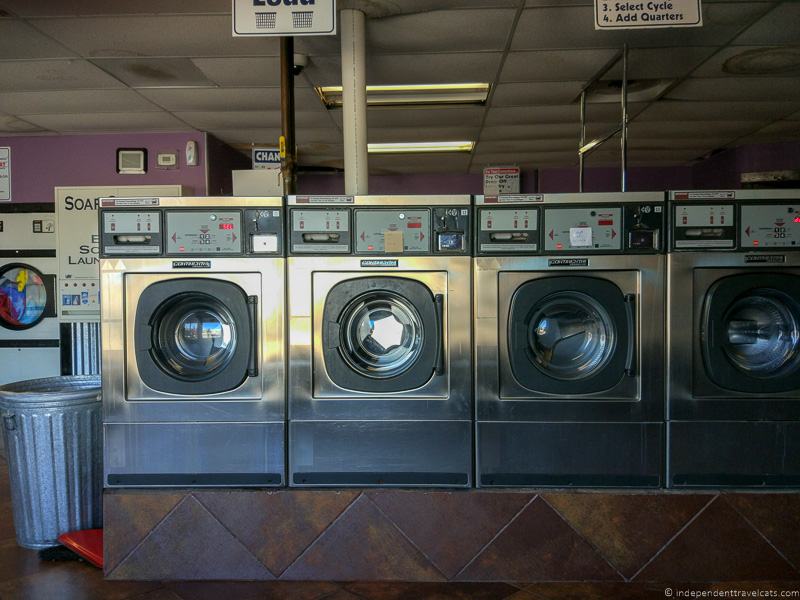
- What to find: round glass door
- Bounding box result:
[339,291,424,379]
[151,293,238,380]
[722,288,800,379]
[0,265,49,330]
[527,291,616,380]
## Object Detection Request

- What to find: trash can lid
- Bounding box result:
[0,376,100,410]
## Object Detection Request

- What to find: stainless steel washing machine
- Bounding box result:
[667,189,800,488]
[287,195,472,487]
[99,197,285,487]
[0,205,60,384]
[475,192,666,487]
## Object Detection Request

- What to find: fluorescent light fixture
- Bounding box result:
[316,83,490,108]
[367,141,475,154]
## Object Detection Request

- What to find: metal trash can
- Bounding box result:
[0,376,102,549]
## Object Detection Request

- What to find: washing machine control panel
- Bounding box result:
[544,207,622,252]
[101,210,162,255]
[166,211,242,255]
[477,207,539,253]
[355,209,430,253]
[290,209,350,253]
[740,204,800,248]
[244,208,283,254]
[672,204,736,249]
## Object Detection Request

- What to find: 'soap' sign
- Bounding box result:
[252,148,281,170]
[232,0,336,36]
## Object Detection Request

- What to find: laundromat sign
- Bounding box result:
[594,0,702,29]
[232,0,336,36]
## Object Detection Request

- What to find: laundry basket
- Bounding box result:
[0,376,102,549]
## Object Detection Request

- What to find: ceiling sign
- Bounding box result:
[232,0,336,36]
[594,0,702,29]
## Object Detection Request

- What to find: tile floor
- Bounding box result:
[1,444,799,599]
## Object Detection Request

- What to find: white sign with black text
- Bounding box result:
[55,185,184,321]
[0,147,10,201]
[232,0,336,36]
[483,166,521,196]
[594,0,702,29]
[252,147,281,170]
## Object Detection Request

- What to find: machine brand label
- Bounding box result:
[673,191,735,201]
[100,197,160,207]
[744,254,786,264]
[172,260,211,269]
[295,195,353,204]
[548,258,589,267]
[361,259,398,268]
[483,194,544,204]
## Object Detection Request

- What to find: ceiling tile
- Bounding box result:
[636,100,799,122]
[366,106,485,128]
[0,19,76,59]
[484,103,643,125]
[366,9,517,53]
[91,57,215,87]
[481,123,586,140]
[477,138,578,153]
[18,111,190,132]
[733,2,800,45]
[512,3,773,50]
[192,57,283,88]
[603,46,718,80]
[138,87,320,112]
[173,109,332,130]
[0,59,125,91]
[307,52,503,87]
[691,45,800,78]
[0,0,230,16]
[0,115,49,134]
[667,77,800,101]
[206,128,282,145]
[31,15,280,58]
[0,89,160,114]
[501,49,618,82]
[369,127,481,143]
[491,81,585,106]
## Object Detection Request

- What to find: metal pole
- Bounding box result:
[620,43,629,192]
[280,36,296,194]
[340,8,368,195]
[579,90,587,192]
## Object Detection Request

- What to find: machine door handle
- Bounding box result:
[247,295,259,378]
[434,294,445,376]
[624,293,636,377]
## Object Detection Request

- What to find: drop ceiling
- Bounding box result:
[0,0,798,175]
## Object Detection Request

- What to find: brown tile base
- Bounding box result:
[104,489,800,583]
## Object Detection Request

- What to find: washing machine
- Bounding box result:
[667,189,800,488]
[99,197,285,487]
[287,195,472,487]
[0,204,60,384]
[475,192,666,487]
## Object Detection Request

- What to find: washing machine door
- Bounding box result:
[702,273,800,394]
[508,276,635,395]
[0,263,55,330]
[134,278,257,396]
[322,276,443,393]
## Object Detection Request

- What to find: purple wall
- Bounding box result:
[0,132,208,203]
[692,141,800,189]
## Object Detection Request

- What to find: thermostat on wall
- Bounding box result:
[156,151,178,169]
[117,148,147,174]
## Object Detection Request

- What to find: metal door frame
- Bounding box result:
[476,254,665,423]
[288,255,472,421]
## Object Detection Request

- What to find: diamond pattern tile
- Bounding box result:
[195,490,358,576]
[542,493,712,578]
[344,581,521,599]
[456,497,621,582]
[281,495,445,581]
[110,495,273,580]
[634,498,799,583]
[103,492,184,574]
[369,490,534,578]
[726,494,800,570]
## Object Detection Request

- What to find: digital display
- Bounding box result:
[219,223,234,230]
